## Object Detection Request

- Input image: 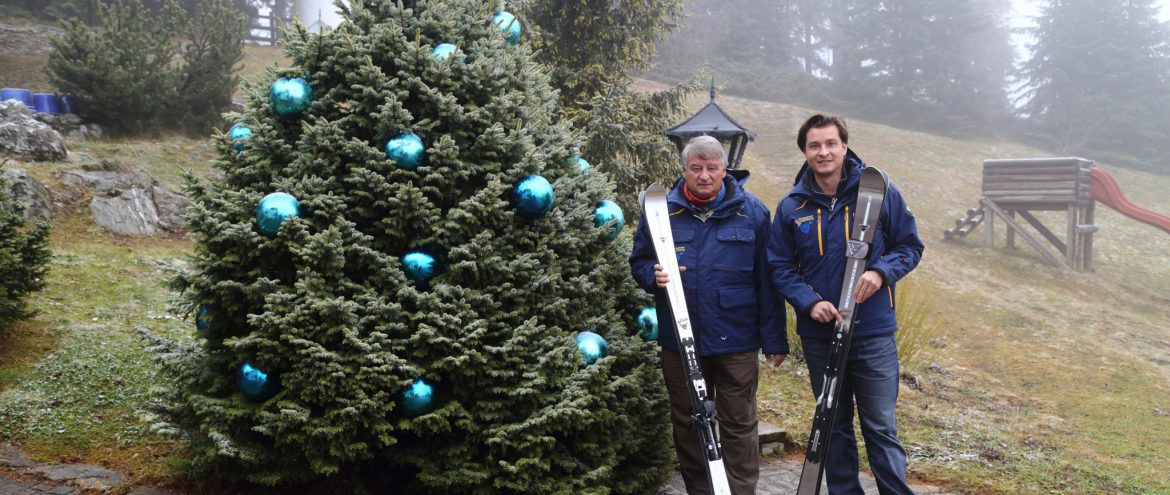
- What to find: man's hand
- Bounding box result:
[809,300,842,323]
[764,353,786,367]
[853,269,884,303]
[654,264,686,288]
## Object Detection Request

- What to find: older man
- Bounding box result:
[630,135,787,494]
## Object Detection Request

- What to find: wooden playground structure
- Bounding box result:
[944,157,1170,272]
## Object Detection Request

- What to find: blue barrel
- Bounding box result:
[58,95,79,114]
[32,93,59,114]
[0,88,33,108]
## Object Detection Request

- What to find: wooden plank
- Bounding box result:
[982,175,1083,183]
[983,166,1085,175]
[983,157,1093,169]
[982,194,1079,203]
[1016,210,1066,254]
[982,181,1079,191]
[995,201,1073,211]
[981,198,1066,268]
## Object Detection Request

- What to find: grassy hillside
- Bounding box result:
[2,28,1169,492]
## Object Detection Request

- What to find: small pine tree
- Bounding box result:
[45,0,245,136]
[174,0,246,133]
[158,0,672,491]
[0,175,52,331]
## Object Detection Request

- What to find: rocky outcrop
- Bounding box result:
[0,100,67,161]
[62,162,188,235]
[1,168,53,220]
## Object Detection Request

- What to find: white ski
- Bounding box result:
[643,183,733,495]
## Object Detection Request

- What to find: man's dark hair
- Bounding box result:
[797,114,849,151]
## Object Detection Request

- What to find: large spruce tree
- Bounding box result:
[157,0,672,491]
[1019,0,1170,168]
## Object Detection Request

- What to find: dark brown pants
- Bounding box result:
[661,349,759,495]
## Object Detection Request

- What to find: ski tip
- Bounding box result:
[646,183,666,194]
[863,166,889,182]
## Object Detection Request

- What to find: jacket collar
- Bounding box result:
[791,149,866,199]
[668,172,749,216]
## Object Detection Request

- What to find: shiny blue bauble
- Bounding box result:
[268,77,313,118]
[492,11,522,45]
[195,305,212,333]
[575,331,609,365]
[593,200,625,239]
[638,307,658,340]
[572,155,590,175]
[229,124,253,152]
[256,192,300,237]
[384,132,425,170]
[238,362,280,401]
[397,378,435,417]
[430,43,458,61]
[402,250,436,286]
[513,175,554,218]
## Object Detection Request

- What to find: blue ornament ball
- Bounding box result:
[384,132,426,170]
[430,43,459,61]
[575,331,609,365]
[492,11,522,45]
[572,155,590,175]
[228,124,253,152]
[256,192,300,237]
[594,200,625,239]
[638,307,658,340]
[238,362,280,401]
[402,250,437,286]
[195,305,213,333]
[268,77,313,118]
[397,378,435,417]
[514,175,554,218]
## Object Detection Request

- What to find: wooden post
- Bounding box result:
[1006,209,1016,249]
[1066,204,1078,270]
[1083,201,1096,271]
[984,198,994,248]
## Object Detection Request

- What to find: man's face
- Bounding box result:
[803,125,847,181]
[683,153,726,198]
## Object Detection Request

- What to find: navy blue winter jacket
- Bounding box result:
[767,150,923,340]
[630,172,788,356]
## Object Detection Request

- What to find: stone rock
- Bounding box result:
[35,113,103,141]
[31,463,125,491]
[2,168,53,220]
[63,170,140,192]
[0,444,34,467]
[151,184,188,231]
[63,162,188,235]
[90,187,161,236]
[0,100,67,161]
[758,420,789,446]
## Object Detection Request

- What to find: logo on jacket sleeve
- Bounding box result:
[795,214,815,234]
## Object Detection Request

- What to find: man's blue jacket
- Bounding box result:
[630,172,788,356]
[767,150,924,340]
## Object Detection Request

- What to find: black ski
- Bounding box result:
[796,167,889,495]
[643,183,733,495]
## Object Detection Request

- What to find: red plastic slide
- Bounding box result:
[1089,167,1170,235]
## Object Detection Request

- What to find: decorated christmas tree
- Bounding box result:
[156,0,672,491]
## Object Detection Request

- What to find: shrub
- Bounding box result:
[44,0,244,136]
[0,175,51,331]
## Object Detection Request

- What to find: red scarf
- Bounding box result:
[683,185,717,206]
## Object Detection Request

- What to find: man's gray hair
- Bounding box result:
[680,135,727,168]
